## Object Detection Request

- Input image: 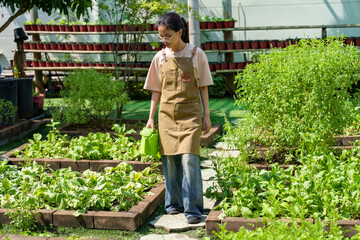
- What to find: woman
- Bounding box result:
[144,12,213,224]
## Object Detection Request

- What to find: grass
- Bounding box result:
[45,96,243,125]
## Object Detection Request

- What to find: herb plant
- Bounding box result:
[0,99,18,124]
[234,37,360,152]
[51,69,128,130]
[207,144,360,220]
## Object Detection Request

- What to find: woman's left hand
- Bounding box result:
[202,116,211,134]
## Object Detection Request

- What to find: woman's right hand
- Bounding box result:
[146,119,155,130]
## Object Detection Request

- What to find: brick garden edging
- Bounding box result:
[0,183,165,230]
[0,118,51,146]
[205,208,360,237]
[3,143,162,172]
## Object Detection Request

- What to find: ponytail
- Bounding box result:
[156,12,189,43]
[180,17,189,43]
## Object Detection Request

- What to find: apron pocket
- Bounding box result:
[162,71,182,91]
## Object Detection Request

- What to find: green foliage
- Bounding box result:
[14,120,159,162]
[1,0,92,19]
[0,99,17,124]
[5,209,37,232]
[0,159,162,217]
[213,219,346,240]
[207,144,360,220]
[52,69,128,129]
[235,37,360,151]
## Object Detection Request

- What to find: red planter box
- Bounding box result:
[44,25,52,31]
[224,20,235,28]
[64,43,72,50]
[86,44,94,51]
[72,44,80,51]
[72,25,80,32]
[268,40,278,48]
[226,42,234,50]
[79,25,87,32]
[215,21,224,29]
[277,41,286,48]
[211,42,219,50]
[45,61,53,67]
[218,42,226,50]
[101,25,109,32]
[229,62,237,69]
[237,62,246,69]
[94,25,102,32]
[79,44,87,51]
[251,41,259,49]
[259,40,268,49]
[59,25,66,32]
[65,25,72,32]
[94,44,102,51]
[242,41,251,49]
[101,43,109,51]
[50,43,57,50]
[221,62,228,70]
[29,42,37,49]
[87,25,95,32]
[208,22,215,29]
[214,63,221,71]
[23,42,30,49]
[234,42,243,49]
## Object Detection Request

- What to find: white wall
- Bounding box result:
[199,0,360,62]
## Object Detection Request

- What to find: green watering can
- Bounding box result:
[140,127,159,157]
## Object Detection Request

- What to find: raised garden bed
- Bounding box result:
[0,183,165,230]
[205,209,359,238]
[57,119,222,147]
[0,118,51,146]
[3,143,162,172]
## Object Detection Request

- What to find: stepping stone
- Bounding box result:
[214,142,238,150]
[140,233,197,240]
[208,150,240,158]
[200,160,214,169]
[201,168,217,181]
[204,196,216,211]
[149,213,205,232]
[203,180,218,195]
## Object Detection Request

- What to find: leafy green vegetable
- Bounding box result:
[0,159,162,216]
[14,120,159,162]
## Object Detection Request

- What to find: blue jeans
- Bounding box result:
[161,154,204,218]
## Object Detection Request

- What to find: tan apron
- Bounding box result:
[159,47,202,155]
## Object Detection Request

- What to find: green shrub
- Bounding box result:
[235,37,360,151]
[52,69,128,129]
[0,99,17,124]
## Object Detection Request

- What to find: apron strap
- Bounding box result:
[162,48,167,62]
[189,46,197,62]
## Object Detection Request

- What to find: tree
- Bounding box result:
[0,0,93,33]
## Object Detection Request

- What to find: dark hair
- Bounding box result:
[156,12,189,43]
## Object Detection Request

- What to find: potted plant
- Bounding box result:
[0,99,17,126]
[23,20,34,31]
[58,19,67,32]
[214,17,224,29]
[86,42,94,51]
[224,18,236,28]
[36,19,44,31]
[87,22,95,32]
[33,92,45,112]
